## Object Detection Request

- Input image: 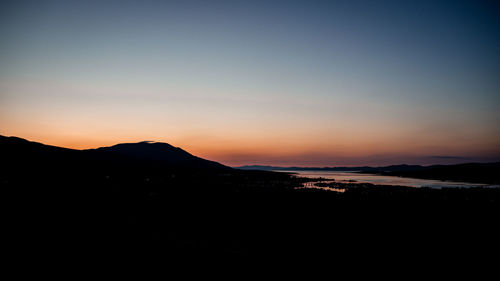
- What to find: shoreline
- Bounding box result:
[294,175,499,191]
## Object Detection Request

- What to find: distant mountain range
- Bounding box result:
[235,164,425,172]
[2,134,499,184]
[236,163,500,184]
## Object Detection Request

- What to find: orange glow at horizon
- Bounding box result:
[1,1,500,167]
[2,122,499,167]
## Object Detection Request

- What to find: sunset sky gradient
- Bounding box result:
[1,0,499,166]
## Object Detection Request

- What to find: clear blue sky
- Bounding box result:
[1,0,499,166]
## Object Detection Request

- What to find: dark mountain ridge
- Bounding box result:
[1,135,229,172]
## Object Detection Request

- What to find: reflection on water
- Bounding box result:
[296,181,345,192]
[278,170,495,189]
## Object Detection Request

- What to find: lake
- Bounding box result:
[276,170,496,188]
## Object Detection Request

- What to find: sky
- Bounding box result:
[1,0,499,166]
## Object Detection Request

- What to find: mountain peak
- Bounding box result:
[95,141,228,170]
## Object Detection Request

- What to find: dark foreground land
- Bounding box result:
[2,135,500,268]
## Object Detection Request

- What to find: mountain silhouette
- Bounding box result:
[0,135,229,172]
[93,141,228,169]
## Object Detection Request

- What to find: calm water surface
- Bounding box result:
[277,170,496,188]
